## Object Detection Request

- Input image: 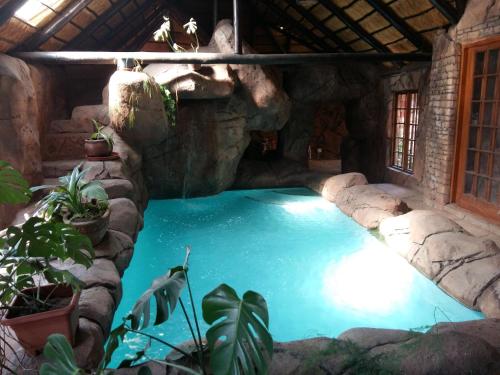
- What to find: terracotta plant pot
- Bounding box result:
[1,284,80,355]
[84,139,112,158]
[71,208,110,246]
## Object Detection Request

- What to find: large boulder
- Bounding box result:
[321,172,368,202]
[144,63,237,99]
[379,210,500,314]
[108,70,168,148]
[143,94,250,197]
[335,184,409,229]
[209,19,291,131]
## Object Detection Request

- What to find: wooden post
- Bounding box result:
[233,0,242,54]
[213,0,218,31]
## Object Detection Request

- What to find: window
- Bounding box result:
[454,37,500,221]
[392,91,419,173]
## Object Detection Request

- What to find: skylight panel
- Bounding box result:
[15,0,62,27]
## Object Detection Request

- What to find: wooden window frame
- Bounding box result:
[452,36,500,223]
[391,90,419,174]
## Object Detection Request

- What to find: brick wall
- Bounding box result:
[421,0,500,207]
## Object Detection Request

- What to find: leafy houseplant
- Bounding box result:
[40,247,273,375]
[0,161,94,358]
[34,165,110,246]
[85,120,114,159]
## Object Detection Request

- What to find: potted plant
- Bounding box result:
[34,165,110,246]
[85,120,114,159]
[0,161,94,357]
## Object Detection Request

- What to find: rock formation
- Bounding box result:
[107,20,291,198]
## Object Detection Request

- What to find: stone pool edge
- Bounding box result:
[12,159,499,372]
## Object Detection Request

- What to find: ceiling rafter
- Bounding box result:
[105,1,165,50]
[282,0,353,52]
[124,8,166,51]
[250,2,323,53]
[0,0,29,28]
[363,0,432,52]
[256,0,334,52]
[428,0,460,24]
[17,0,94,51]
[316,0,390,53]
[63,0,131,50]
[97,0,157,50]
[268,23,323,53]
[115,6,161,51]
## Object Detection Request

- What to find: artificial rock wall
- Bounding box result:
[281,63,384,181]
[108,20,291,198]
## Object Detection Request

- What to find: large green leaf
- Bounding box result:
[39,334,84,375]
[0,160,31,204]
[202,284,273,375]
[128,266,186,330]
[6,217,94,267]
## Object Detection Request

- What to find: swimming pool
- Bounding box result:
[110,188,483,365]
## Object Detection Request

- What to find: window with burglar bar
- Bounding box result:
[392,91,419,173]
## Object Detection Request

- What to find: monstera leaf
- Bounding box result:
[0,160,31,204]
[128,266,186,330]
[202,284,273,375]
[6,217,93,267]
[39,334,84,375]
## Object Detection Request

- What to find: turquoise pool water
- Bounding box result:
[110,188,482,365]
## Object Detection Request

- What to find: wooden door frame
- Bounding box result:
[451,35,500,222]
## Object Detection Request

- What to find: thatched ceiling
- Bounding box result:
[0,0,463,54]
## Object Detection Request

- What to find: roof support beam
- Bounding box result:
[13,51,432,65]
[18,0,93,51]
[316,0,390,53]
[429,0,460,24]
[363,0,432,52]
[0,0,28,29]
[64,0,130,50]
[124,9,165,51]
[97,0,157,50]
[233,0,242,54]
[256,0,334,52]
[283,0,353,52]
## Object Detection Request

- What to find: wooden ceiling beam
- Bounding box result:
[316,0,390,53]
[122,7,165,51]
[283,0,353,52]
[64,0,130,50]
[363,0,432,52]
[0,0,28,28]
[257,0,334,52]
[17,0,93,51]
[13,51,433,65]
[97,0,157,50]
[429,0,460,24]
[107,3,164,51]
[267,24,323,53]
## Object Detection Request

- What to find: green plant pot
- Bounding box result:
[71,208,110,246]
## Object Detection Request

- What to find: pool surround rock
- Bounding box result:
[379,209,500,316]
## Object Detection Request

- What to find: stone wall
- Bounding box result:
[422,0,500,207]
[280,63,384,181]
[0,56,65,228]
